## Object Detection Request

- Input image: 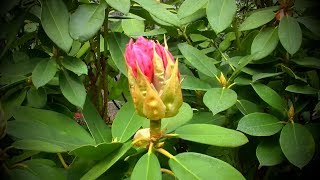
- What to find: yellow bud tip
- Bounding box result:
[219,73,228,87]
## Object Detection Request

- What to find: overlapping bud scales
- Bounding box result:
[125,36,183,120]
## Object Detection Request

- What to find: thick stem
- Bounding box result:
[150,120,162,141]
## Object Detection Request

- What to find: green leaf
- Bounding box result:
[2,89,26,121]
[280,123,315,168]
[68,40,82,56]
[236,100,261,115]
[7,106,95,152]
[162,102,193,133]
[181,75,212,91]
[203,88,237,116]
[278,16,302,55]
[187,112,226,126]
[252,83,287,112]
[130,28,167,37]
[178,43,217,77]
[131,153,161,180]
[112,102,145,142]
[61,57,88,76]
[207,0,237,34]
[169,152,245,180]
[70,143,122,160]
[105,0,130,14]
[122,19,145,37]
[291,57,320,69]
[32,59,57,89]
[251,27,279,60]
[237,112,283,136]
[10,159,65,180]
[12,139,65,153]
[69,2,106,42]
[107,33,129,76]
[80,142,132,180]
[82,98,112,143]
[59,70,86,108]
[177,0,207,19]
[27,87,47,108]
[239,10,275,31]
[252,72,283,82]
[133,0,180,27]
[176,124,248,147]
[40,0,73,52]
[280,64,307,83]
[285,84,318,95]
[256,139,284,166]
[297,17,320,37]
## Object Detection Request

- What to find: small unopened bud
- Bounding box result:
[219,73,228,87]
[133,128,150,148]
[288,105,294,122]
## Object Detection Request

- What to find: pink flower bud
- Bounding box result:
[125,36,183,120]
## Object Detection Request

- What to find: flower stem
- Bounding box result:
[161,168,175,177]
[150,120,162,141]
[57,153,69,169]
[155,148,175,159]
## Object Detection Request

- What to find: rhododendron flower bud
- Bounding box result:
[133,128,150,148]
[125,36,182,120]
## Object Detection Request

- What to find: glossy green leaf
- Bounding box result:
[181,75,212,91]
[252,83,287,112]
[280,64,307,83]
[10,159,65,180]
[162,102,193,133]
[61,57,88,76]
[203,88,237,116]
[176,124,248,147]
[80,142,132,180]
[207,0,237,34]
[27,87,47,108]
[2,89,26,121]
[112,102,145,142]
[68,40,82,56]
[32,59,57,89]
[122,19,145,37]
[69,2,106,42]
[285,84,318,95]
[105,0,130,14]
[40,0,72,52]
[130,28,167,37]
[237,112,283,136]
[291,57,320,69]
[180,8,206,25]
[59,70,86,108]
[297,16,320,37]
[187,112,226,126]
[82,98,112,143]
[131,152,161,180]
[12,139,65,153]
[251,27,279,60]
[236,100,261,115]
[239,10,275,31]
[108,33,129,76]
[278,16,302,55]
[7,106,95,152]
[70,143,122,160]
[280,123,315,168]
[178,0,207,19]
[169,152,245,180]
[252,72,283,82]
[133,0,180,27]
[256,139,284,166]
[178,43,217,77]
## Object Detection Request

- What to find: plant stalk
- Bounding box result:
[150,120,162,141]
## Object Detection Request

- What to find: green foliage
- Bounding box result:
[1,0,319,179]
